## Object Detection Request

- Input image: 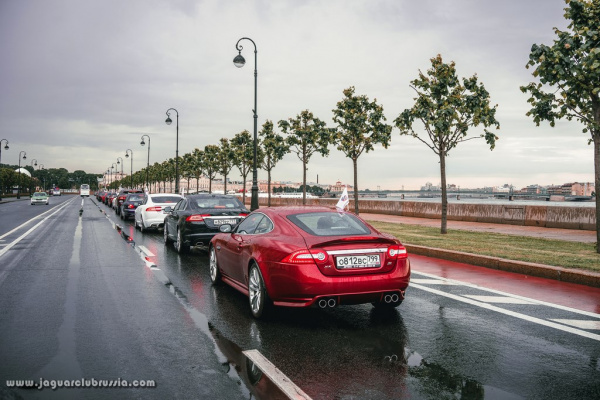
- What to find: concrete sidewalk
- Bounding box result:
[360,213,600,288]
[361,213,597,243]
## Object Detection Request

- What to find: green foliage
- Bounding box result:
[520,0,600,141]
[259,120,289,204]
[395,54,500,155]
[203,144,220,193]
[216,138,235,193]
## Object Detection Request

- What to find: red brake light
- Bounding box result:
[387,245,408,260]
[239,213,248,217]
[128,204,135,209]
[146,206,162,212]
[282,249,328,264]
[186,214,211,222]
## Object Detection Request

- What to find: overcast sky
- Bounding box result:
[0,0,592,190]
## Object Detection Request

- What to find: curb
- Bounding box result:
[405,244,600,289]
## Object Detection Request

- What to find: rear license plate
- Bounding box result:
[213,219,237,225]
[336,255,380,269]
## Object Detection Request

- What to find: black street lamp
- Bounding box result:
[29,159,38,194]
[233,37,259,211]
[0,139,9,201]
[165,108,179,194]
[17,151,26,199]
[111,163,117,190]
[125,149,133,188]
[116,156,124,182]
[38,164,45,191]
[140,134,151,192]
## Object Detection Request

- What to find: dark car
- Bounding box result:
[163,194,249,253]
[105,191,117,206]
[96,190,106,201]
[115,189,144,215]
[209,206,410,318]
[120,193,145,221]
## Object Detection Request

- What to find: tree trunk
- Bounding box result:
[224,174,227,195]
[302,159,307,206]
[242,174,247,204]
[594,131,600,253]
[353,157,359,215]
[439,152,448,234]
[267,169,272,207]
[209,177,212,194]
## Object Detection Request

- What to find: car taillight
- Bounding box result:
[239,213,248,217]
[281,249,328,264]
[186,214,211,222]
[387,245,408,260]
[146,206,162,212]
[128,204,135,209]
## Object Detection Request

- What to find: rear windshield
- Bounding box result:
[33,192,46,196]
[126,194,145,202]
[152,196,180,203]
[81,184,90,190]
[191,197,244,209]
[287,212,372,236]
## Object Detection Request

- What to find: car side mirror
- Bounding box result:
[219,224,232,233]
[163,206,172,213]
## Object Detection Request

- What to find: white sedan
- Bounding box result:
[134,193,183,232]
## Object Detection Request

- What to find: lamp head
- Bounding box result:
[140,140,146,146]
[165,117,172,125]
[125,153,129,158]
[233,52,246,68]
[23,154,26,160]
[3,144,8,150]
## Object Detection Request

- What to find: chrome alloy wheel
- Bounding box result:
[209,247,220,284]
[249,265,266,318]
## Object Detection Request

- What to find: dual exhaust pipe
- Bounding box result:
[384,293,400,303]
[318,298,337,309]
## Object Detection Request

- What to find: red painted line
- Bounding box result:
[410,254,600,314]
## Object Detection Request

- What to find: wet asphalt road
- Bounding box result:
[0,196,599,399]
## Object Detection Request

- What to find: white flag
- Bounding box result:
[336,186,349,212]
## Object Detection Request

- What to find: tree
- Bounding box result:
[395,54,500,234]
[520,0,600,252]
[279,110,333,205]
[216,138,235,194]
[202,145,219,193]
[332,86,392,214]
[191,148,204,193]
[259,120,289,207]
[231,130,254,204]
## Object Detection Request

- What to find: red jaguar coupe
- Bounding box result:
[209,206,410,318]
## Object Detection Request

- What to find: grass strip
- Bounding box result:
[370,221,600,273]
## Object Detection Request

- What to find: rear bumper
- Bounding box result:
[263,259,411,307]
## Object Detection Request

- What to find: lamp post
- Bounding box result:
[29,159,38,194]
[233,37,259,211]
[140,134,150,192]
[17,151,26,199]
[125,149,133,189]
[0,139,9,201]
[116,156,124,182]
[38,164,45,191]
[164,108,179,194]
[111,163,117,190]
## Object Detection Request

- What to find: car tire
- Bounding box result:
[164,224,171,244]
[175,228,189,253]
[248,263,270,319]
[209,246,221,285]
[139,217,146,233]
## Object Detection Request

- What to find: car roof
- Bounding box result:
[187,194,240,199]
[148,193,181,197]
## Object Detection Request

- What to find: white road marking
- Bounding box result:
[411,278,460,285]
[137,245,155,257]
[463,295,536,304]
[243,349,313,400]
[412,270,600,318]
[0,199,73,240]
[550,319,600,330]
[410,283,600,341]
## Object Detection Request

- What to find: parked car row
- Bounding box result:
[97,191,411,319]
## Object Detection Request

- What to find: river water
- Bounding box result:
[365,194,596,208]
